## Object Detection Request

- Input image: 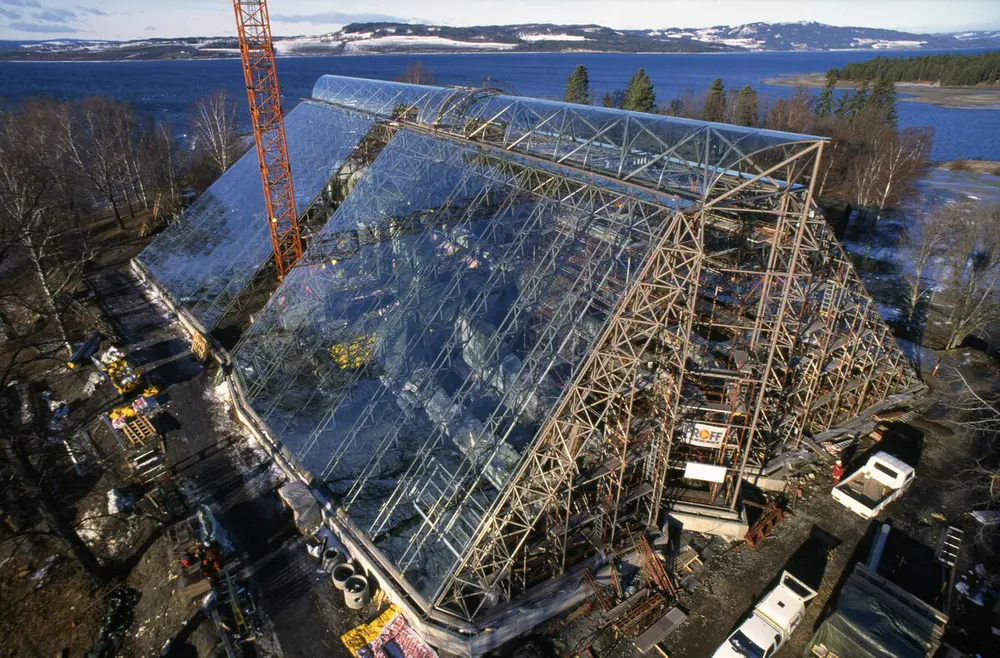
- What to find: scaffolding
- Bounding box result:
[138,75,917,630]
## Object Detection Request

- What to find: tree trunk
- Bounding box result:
[0,428,108,588]
[103,171,125,230]
[26,233,71,357]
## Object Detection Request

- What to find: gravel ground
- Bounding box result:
[82,262,366,658]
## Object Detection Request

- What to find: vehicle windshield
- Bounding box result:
[728,630,766,658]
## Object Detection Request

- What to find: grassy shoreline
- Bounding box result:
[763,73,1000,109]
[936,159,1000,175]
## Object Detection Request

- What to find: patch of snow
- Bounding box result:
[718,37,764,48]
[344,35,517,51]
[273,37,340,54]
[876,303,903,322]
[519,33,589,42]
[851,38,927,49]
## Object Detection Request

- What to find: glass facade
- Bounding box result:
[138,102,375,329]
[233,128,676,599]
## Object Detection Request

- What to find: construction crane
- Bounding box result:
[232,0,301,280]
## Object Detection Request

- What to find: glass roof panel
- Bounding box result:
[309,75,823,198]
[312,75,456,125]
[137,102,376,329]
[232,128,673,600]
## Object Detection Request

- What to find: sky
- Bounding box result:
[1,0,999,41]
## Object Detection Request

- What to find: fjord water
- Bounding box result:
[2,50,996,161]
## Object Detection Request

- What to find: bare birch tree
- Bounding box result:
[902,203,950,332]
[192,90,242,179]
[873,127,932,223]
[850,125,931,226]
[61,98,132,229]
[396,61,435,85]
[941,203,1000,349]
[943,366,1000,551]
[0,103,108,586]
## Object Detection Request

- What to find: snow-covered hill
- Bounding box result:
[2,22,998,60]
[654,21,1000,51]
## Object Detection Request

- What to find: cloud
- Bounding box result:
[144,26,155,32]
[271,11,409,25]
[9,21,84,33]
[0,8,22,19]
[33,8,77,23]
[6,0,42,8]
[76,5,107,16]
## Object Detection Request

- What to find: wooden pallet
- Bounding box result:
[121,415,157,447]
[673,545,702,575]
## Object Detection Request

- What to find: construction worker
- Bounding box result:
[832,459,845,485]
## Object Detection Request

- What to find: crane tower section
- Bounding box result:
[232,0,301,279]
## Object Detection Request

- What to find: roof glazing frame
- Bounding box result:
[310,74,826,200]
[231,125,683,600]
[137,102,377,330]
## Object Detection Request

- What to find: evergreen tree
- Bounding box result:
[602,91,614,108]
[834,91,853,117]
[816,68,838,118]
[565,65,591,105]
[733,85,759,127]
[847,77,872,117]
[701,78,726,122]
[835,50,1000,87]
[622,69,656,113]
[870,76,899,127]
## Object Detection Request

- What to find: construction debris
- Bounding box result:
[744,502,785,549]
[99,346,142,395]
[341,605,437,658]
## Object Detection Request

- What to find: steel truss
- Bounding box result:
[407,140,916,621]
[192,76,917,625]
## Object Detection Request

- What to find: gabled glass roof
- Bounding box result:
[138,102,375,329]
[232,127,676,600]
[311,74,824,199]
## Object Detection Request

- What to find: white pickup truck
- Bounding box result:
[831,451,915,519]
[712,571,817,658]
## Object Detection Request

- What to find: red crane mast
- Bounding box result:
[232,0,301,279]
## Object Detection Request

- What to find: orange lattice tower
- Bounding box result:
[232,0,301,279]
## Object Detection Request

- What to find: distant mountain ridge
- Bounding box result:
[2,21,999,60]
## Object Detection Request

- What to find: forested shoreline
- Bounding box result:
[566,64,931,226]
[835,50,1000,87]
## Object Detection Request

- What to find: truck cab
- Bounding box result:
[713,571,817,658]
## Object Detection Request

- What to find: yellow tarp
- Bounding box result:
[341,604,400,653]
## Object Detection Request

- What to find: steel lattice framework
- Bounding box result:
[138,76,917,632]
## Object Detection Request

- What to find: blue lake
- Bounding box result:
[1,50,996,161]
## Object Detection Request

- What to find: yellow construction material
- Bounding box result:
[329,334,376,370]
[104,357,142,394]
[191,333,210,362]
[109,405,137,421]
[340,604,399,653]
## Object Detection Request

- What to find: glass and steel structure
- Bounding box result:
[137,75,916,626]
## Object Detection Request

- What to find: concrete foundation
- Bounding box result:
[666,502,749,542]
